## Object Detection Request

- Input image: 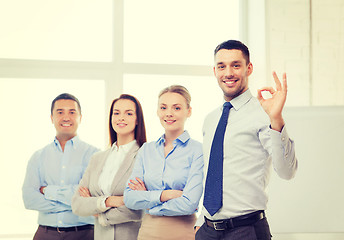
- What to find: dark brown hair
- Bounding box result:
[108,94,146,147]
[51,93,81,114]
[214,40,250,65]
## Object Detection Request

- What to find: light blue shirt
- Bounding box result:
[22,136,99,227]
[124,131,204,216]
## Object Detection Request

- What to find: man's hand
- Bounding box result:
[257,71,287,132]
[39,186,46,195]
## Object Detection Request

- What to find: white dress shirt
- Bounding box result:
[97,140,137,215]
[196,90,298,226]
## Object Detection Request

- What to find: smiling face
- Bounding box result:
[51,99,81,141]
[214,49,253,101]
[157,92,191,136]
[111,99,137,141]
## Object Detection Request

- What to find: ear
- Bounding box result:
[213,66,217,77]
[50,115,53,123]
[187,107,192,118]
[80,114,82,123]
[247,62,253,76]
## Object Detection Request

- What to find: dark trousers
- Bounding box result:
[33,225,94,240]
[195,217,272,240]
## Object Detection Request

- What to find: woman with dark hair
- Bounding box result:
[72,94,147,240]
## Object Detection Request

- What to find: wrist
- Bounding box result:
[270,116,285,132]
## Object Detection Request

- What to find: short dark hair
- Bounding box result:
[109,94,147,147]
[214,40,250,65]
[51,93,81,114]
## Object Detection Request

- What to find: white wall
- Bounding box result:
[264,0,344,238]
[266,0,344,107]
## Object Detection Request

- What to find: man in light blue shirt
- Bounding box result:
[22,93,99,240]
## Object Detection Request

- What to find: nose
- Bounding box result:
[165,108,173,117]
[62,113,70,121]
[118,113,125,121]
[224,67,234,78]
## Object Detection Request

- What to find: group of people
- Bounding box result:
[22,40,298,240]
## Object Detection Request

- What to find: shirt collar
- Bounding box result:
[111,140,136,153]
[156,130,190,146]
[225,89,253,111]
[54,135,79,150]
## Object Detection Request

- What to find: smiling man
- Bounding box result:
[22,93,99,240]
[194,40,298,240]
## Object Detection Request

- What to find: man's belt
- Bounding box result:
[205,211,265,231]
[39,224,93,233]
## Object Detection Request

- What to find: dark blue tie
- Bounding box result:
[203,102,232,216]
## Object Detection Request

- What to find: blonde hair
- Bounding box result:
[158,85,191,108]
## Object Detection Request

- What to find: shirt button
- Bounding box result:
[58,221,62,224]
[62,166,66,169]
[61,180,64,184]
[282,137,285,141]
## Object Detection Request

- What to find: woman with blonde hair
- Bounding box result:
[72,94,146,240]
[124,85,203,240]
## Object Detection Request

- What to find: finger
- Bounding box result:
[257,89,264,102]
[130,179,139,185]
[128,183,136,190]
[136,177,145,186]
[258,87,276,95]
[282,72,287,93]
[272,71,282,91]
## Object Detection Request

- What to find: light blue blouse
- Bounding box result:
[124,131,204,216]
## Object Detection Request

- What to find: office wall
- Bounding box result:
[266,0,344,106]
[265,0,344,238]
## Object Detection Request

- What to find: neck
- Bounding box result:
[56,134,75,152]
[164,129,184,145]
[117,134,135,147]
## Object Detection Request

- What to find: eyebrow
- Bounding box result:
[55,108,77,112]
[217,60,242,65]
[159,103,182,106]
[113,109,135,112]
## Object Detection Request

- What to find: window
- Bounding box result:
[124,0,240,65]
[0,0,112,62]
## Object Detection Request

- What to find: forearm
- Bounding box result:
[22,188,71,213]
[271,126,298,179]
[72,192,109,217]
[124,188,163,210]
[43,184,78,206]
[148,194,199,216]
[98,205,143,226]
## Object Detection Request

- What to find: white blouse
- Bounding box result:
[98,140,137,195]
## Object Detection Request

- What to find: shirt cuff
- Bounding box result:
[270,125,290,146]
[195,211,205,227]
[98,213,108,227]
[97,196,111,212]
[43,185,58,201]
[152,190,164,206]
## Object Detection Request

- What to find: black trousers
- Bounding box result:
[33,225,94,240]
[195,217,272,240]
